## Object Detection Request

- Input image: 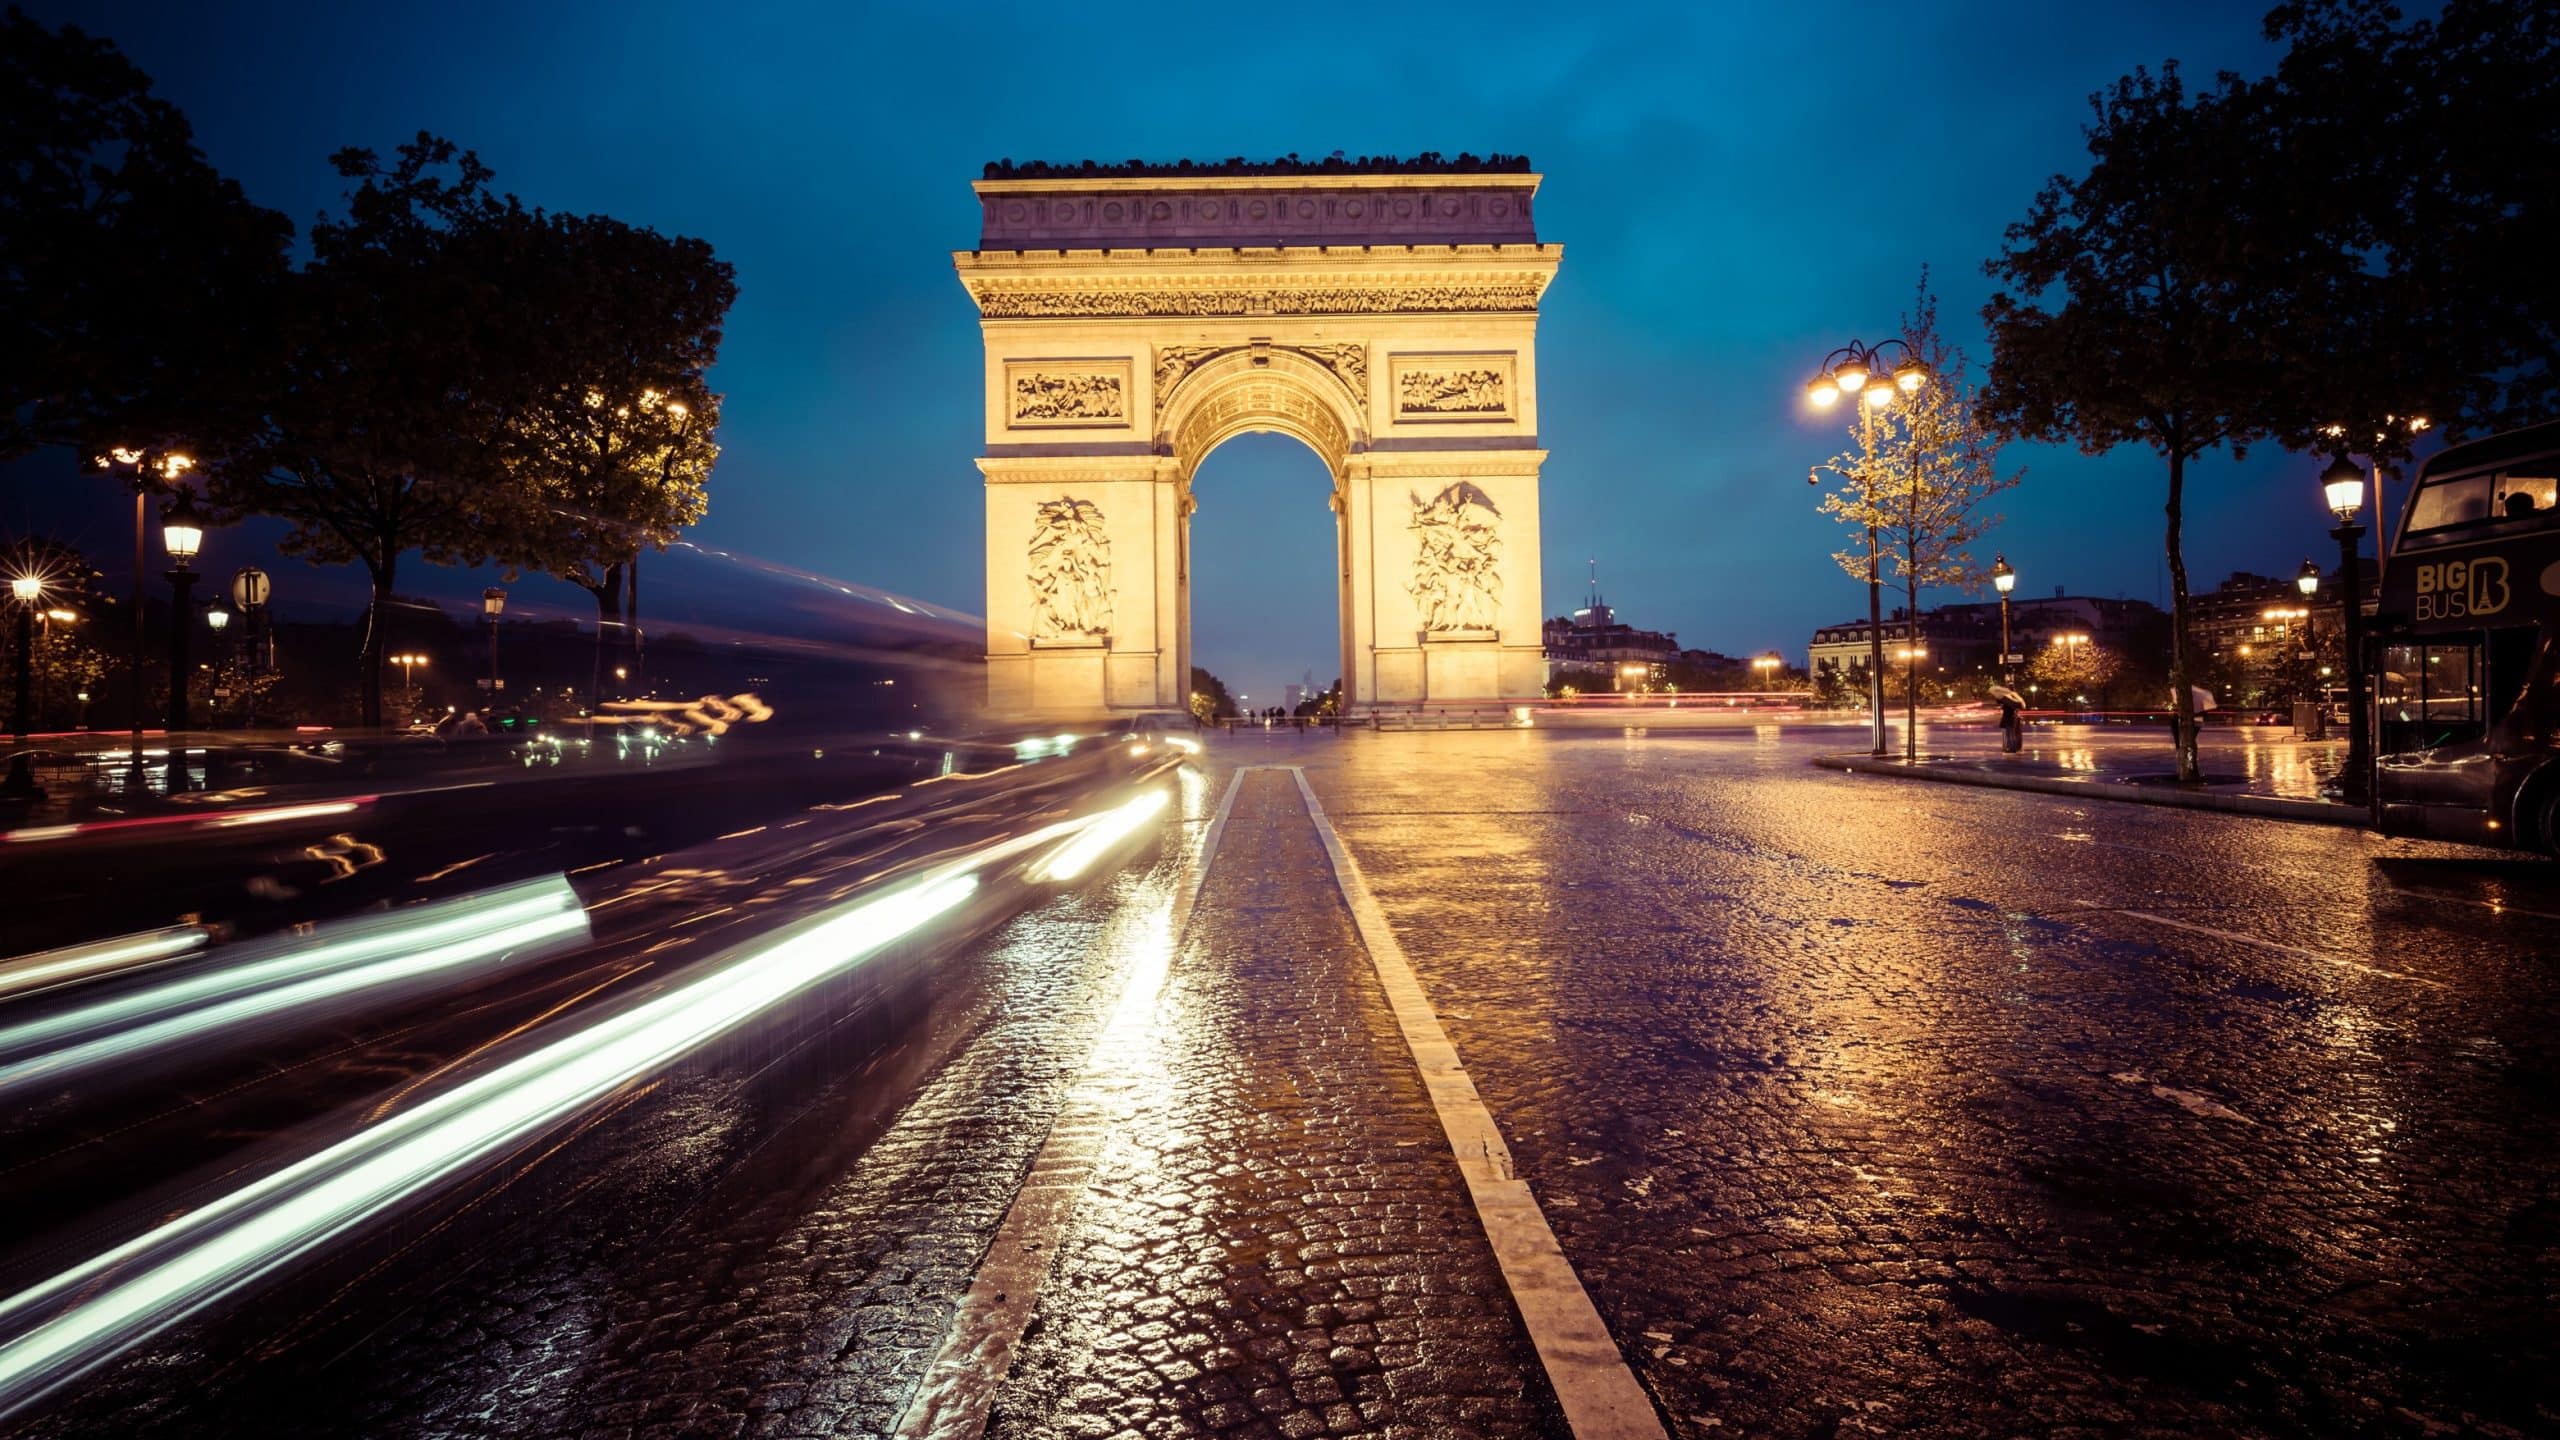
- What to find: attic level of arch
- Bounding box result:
[973,170,1544,250]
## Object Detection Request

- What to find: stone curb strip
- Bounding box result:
[1290,767,1669,1440]
[1812,754,2366,827]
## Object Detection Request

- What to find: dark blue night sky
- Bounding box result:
[11,1,2342,702]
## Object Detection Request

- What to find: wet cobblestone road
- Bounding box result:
[21,728,2559,1439]
[989,769,1557,1440]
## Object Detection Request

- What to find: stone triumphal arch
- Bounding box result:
[955,159,1561,717]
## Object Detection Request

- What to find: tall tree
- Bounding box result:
[2258,0,2557,464]
[481,208,733,695]
[0,8,289,465]
[209,136,521,727]
[1981,64,2292,782]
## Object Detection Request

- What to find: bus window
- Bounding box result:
[2409,472,2493,531]
[2494,468,2560,519]
[2378,639,2485,754]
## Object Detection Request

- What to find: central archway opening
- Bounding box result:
[1187,433,1344,718]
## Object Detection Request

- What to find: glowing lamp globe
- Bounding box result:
[1893,360,1926,394]
[10,576,40,604]
[1833,360,1869,395]
[1807,375,1841,409]
[2296,559,2320,596]
[161,488,207,565]
[1861,379,1896,410]
[1991,556,2015,595]
[2320,455,2365,521]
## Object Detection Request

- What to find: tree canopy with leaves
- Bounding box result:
[1983,4,2557,781]
[478,207,734,674]
[0,7,290,466]
[208,137,525,725]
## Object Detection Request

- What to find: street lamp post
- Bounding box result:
[1750,653,1781,690]
[1805,337,1928,758]
[204,607,230,727]
[96,448,191,784]
[1991,555,2016,683]
[161,487,207,733]
[482,586,506,704]
[392,652,428,701]
[2323,456,2374,803]
[9,575,39,742]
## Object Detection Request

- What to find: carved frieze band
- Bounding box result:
[1389,352,1517,423]
[1006,359,1129,428]
[974,282,1544,319]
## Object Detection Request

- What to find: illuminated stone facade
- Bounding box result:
[957,164,1561,717]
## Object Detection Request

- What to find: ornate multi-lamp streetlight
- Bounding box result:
[1804,338,1929,757]
[2322,454,2376,802]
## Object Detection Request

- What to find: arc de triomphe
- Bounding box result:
[955,160,1561,717]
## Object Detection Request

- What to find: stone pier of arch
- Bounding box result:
[954,164,1562,719]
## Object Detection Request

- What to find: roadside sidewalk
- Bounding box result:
[1815,725,2367,826]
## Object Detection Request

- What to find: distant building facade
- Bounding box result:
[1808,589,2167,684]
[1544,571,1689,680]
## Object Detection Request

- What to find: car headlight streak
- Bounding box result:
[1029,788,1171,882]
[0,778,1180,1417]
[0,872,977,1418]
[0,927,209,1003]
[0,879,591,1104]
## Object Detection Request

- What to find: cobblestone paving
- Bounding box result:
[990,768,1564,1440]
[21,858,1184,1440]
[1296,728,2559,1440]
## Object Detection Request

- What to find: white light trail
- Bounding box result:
[0,778,1182,1417]
[0,878,589,1104]
[0,872,977,1418]
[0,928,209,1003]
[1028,789,1171,882]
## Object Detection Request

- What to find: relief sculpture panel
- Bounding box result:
[1029,497,1113,640]
[1408,482,1503,634]
[1390,353,1517,422]
[1006,361,1129,427]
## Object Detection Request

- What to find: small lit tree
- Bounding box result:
[2028,637,2125,708]
[1829,271,2021,760]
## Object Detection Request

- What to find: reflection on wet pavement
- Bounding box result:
[16,725,2557,1439]
[993,769,1561,1438]
[1302,728,2555,1438]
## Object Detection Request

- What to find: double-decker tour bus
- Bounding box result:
[2369,420,2560,849]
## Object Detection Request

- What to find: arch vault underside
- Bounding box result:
[957,166,1561,717]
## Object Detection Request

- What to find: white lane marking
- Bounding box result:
[895,767,1243,1440]
[1289,767,1667,1440]
[2069,901,2441,987]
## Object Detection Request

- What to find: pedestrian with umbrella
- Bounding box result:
[1990,683,2026,754]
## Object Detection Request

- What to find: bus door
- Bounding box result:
[2375,635,2488,810]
